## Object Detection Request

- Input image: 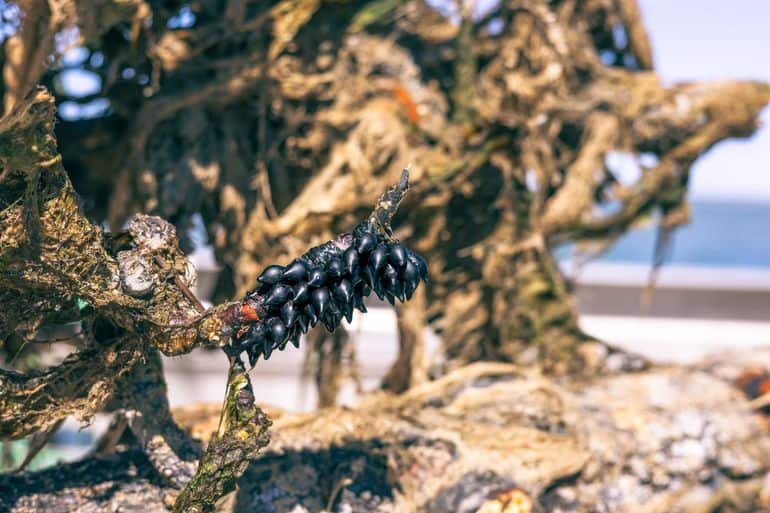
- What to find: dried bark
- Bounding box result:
[17,0,767,389]
[4,351,770,513]
[1,2,770,512]
[0,89,425,511]
[0,88,271,511]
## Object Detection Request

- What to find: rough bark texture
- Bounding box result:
[4,0,766,387]
[0,88,273,511]
[2,1,770,512]
[4,352,770,513]
[0,88,425,511]
[172,360,271,513]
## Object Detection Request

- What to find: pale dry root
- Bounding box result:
[7,0,766,391]
[5,350,770,512]
[0,88,423,511]
[1,2,770,511]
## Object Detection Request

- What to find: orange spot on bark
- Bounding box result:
[240,303,261,322]
[737,367,766,388]
[392,83,421,125]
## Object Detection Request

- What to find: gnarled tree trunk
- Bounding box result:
[2,2,770,511]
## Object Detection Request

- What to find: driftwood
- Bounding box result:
[4,351,770,513]
[2,1,770,512]
[0,88,426,511]
[5,0,767,397]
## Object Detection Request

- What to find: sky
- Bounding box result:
[637,0,770,201]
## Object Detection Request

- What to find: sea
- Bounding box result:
[567,200,770,269]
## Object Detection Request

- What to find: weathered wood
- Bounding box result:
[0,90,424,510]
[23,0,770,381]
[2,2,770,511]
[4,352,770,513]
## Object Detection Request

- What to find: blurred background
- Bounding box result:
[3,0,770,471]
[170,0,770,412]
[564,0,770,361]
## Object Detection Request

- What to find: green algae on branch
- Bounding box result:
[173,359,271,513]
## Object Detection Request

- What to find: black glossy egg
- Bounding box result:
[267,317,288,347]
[333,279,354,305]
[258,265,284,285]
[283,259,310,283]
[304,304,319,326]
[403,260,420,299]
[370,245,388,274]
[311,287,330,317]
[265,284,293,308]
[262,338,274,360]
[408,252,429,282]
[361,265,376,288]
[248,321,268,341]
[281,300,299,327]
[290,330,301,349]
[307,268,327,287]
[383,265,404,301]
[354,294,367,313]
[293,282,310,305]
[297,314,309,334]
[355,233,376,254]
[389,243,408,269]
[344,247,360,278]
[327,258,343,279]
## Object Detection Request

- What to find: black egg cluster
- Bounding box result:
[232,224,428,366]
